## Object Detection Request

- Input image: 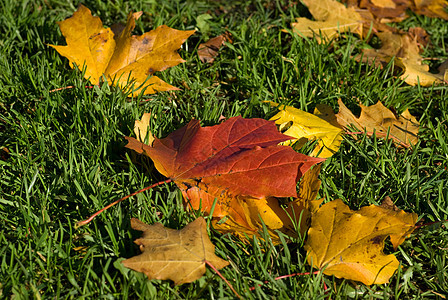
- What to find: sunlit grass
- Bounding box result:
[0,0,447,298]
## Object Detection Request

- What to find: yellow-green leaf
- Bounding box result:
[267,101,343,158]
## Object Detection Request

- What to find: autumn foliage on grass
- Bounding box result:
[286,0,448,86]
[49,5,194,95]
[51,2,444,292]
[123,112,418,286]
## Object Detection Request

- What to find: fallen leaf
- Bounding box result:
[123,217,228,285]
[134,112,154,145]
[267,101,343,158]
[380,196,400,211]
[125,116,324,203]
[212,164,323,243]
[336,99,419,147]
[358,29,444,86]
[198,33,230,63]
[125,117,324,243]
[360,0,409,22]
[287,0,363,43]
[357,31,420,68]
[412,0,448,20]
[397,58,445,86]
[49,5,195,95]
[305,199,418,285]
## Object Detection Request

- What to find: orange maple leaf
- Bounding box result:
[49,5,195,95]
[125,117,324,241]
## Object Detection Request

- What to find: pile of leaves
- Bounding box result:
[46,1,446,295]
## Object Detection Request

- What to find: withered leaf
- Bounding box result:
[287,0,363,43]
[125,116,323,204]
[267,101,343,158]
[123,217,229,285]
[198,33,230,63]
[336,99,420,147]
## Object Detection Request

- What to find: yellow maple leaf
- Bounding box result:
[358,30,445,86]
[397,57,445,86]
[49,5,195,95]
[286,0,363,43]
[267,101,343,158]
[305,198,417,285]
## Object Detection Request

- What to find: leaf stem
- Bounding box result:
[249,271,321,291]
[205,260,241,298]
[415,218,448,229]
[48,85,94,93]
[76,179,172,227]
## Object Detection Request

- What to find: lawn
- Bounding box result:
[1,0,447,298]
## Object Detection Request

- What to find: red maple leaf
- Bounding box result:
[125,116,324,216]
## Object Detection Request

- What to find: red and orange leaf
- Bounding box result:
[125,116,324,201]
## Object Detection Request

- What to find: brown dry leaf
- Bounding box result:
[287,0,363,43]
[336,99,420,147]
[134,112,154,145]
[49,5,195,95]
[122,217,229,285]
[358,31,420,68]
[412,0,448,20]
[359,0,410,22]
[198,33,230,63]
[358,29,444,86]
[305,199,418,285]
[397,57,445,86]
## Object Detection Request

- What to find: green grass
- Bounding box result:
[1,0,448,298]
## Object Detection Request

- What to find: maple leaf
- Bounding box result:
[336,99,420,147]
[49,5,195,95]
[123,217,228,285]
[358,31,419,67]
[397,57,446,86]
[358,30,445,86]
[287,0,363,43]
[125,117,324,243]
[267,101,343,158]
[305,198,417,285]
[359,0,409,22]
[125,116,323,201]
